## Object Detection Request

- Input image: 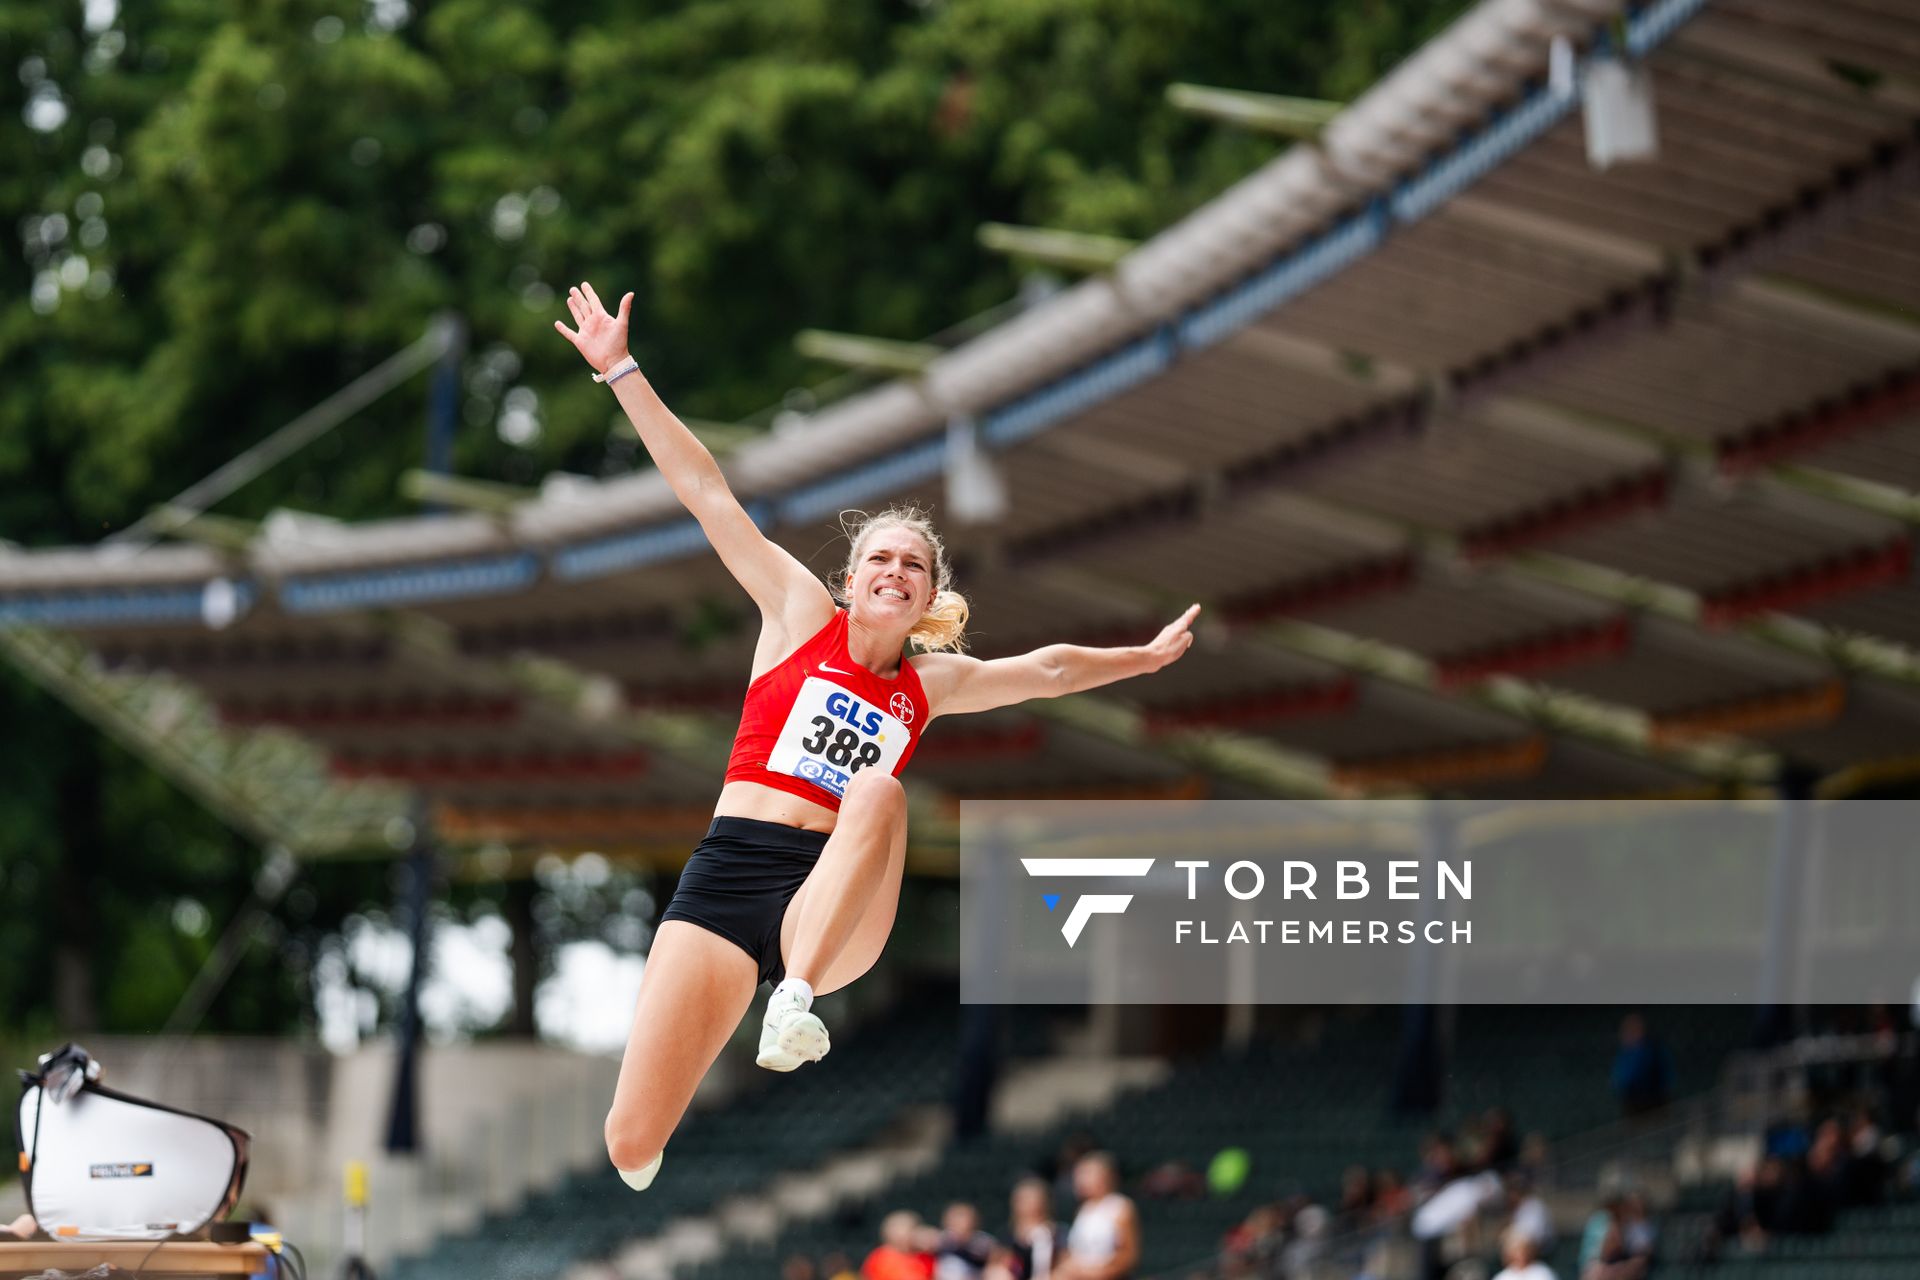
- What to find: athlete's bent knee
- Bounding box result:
[842,769,905,814]
[605,1114,662,1173]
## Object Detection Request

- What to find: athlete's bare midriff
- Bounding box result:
[713,779,841,834]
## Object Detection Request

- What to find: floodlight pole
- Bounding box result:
[1391,806,1453,1115]
[385,797,438,1154]
[507,877,538,1039]
[421,314,468,514]
[955,832,1007,1140]
[1753,764,1817,1047]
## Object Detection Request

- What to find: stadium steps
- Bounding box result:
[593,1104,952,1280]
[380,996,1075,1280]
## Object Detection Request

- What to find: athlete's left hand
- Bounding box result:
[1141,603,1201,672]
[555,281,634,377]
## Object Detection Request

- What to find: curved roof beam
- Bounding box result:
[1165,85,1344,140]
[2,0,1665,607]
[1254,614,1779,784]
[1513,551,1920,688]
[977,224,1138,274]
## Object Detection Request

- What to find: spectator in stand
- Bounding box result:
[1764,1111,1813,1162]
[1220,1203,1281,1268]
[1138,1159,1206,1201]
[1372,1168,1414,1224]
[1504,1172,1553,1254]
[1335,1165,1376,1233]
[1578,1195,1622,1273]
[1893,1005,1920,1137]
[1618,1194,1656,1262]
[1611,1015,1675,1117]
[785,1255,821,1280]
[824,1253,860,1280]
[1518,1132,1553,1184]
[1058,1152,1139,1280]
[997,1177,1063,1280]
[866,1210,936,1280]
[1412,1168,1503,1280]
[1738,1161,1772,1248]
[1048,1133,1098,1202]
[1355,1243,1394,1280]
[1491,1227,1556,1280]
[1805,1118,1852,1222]
[1414,1132,1462,1197]
[1480,1107,1522,1173]
[1846,1107,1888,1205]
[1578,1194,1652,1280]
[1579,1220,1645,1280]
[1780,1151,1835,1236]
[1280,1204,1332,1277]
[1730,1152,1829,1238]
[933,1202,999,1280]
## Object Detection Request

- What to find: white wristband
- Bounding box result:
[594,355,640,385]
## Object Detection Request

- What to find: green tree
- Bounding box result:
[0,0,1468,1042]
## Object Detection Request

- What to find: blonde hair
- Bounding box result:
[835,505,970,653]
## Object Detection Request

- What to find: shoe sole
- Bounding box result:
[756,1014,830,1072]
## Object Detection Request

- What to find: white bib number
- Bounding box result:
[766,677,911,799]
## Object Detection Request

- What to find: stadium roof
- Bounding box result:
[8,0,1920,863]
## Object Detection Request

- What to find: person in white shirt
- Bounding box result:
[1492,1227,1557,1280]
[1507,1172,1554,1253]
[1059,1153,1139,1280]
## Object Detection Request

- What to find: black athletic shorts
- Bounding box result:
[658,816,828,986]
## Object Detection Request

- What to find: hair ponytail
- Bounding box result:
[911,588,971,654]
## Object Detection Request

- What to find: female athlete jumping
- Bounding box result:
[555,282,1199,1192]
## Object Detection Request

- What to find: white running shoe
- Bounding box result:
[616,1151,662,1191]
[755,987,830,1071]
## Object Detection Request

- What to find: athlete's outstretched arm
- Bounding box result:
[917,605,1200,719]
[554,282,828,627]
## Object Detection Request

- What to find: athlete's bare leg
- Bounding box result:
[605,920,759,1174]
[779,769,910,995]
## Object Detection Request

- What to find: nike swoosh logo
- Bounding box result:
[818,663,851,675]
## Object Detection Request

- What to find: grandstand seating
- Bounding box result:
[1631,1188,1920,1280]
[679,1005,1749,1280]
[380,998,1919,1280]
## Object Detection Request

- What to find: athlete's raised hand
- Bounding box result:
[1141,603,1201,672]
[554,281,634,376]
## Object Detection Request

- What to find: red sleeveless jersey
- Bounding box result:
[724,610,930,811]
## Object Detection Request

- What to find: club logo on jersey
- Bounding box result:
[890,692,915,725]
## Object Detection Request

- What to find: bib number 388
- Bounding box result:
[766,677,911,799]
